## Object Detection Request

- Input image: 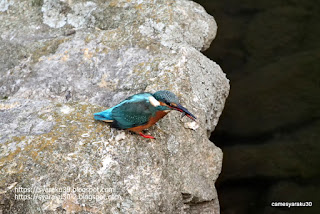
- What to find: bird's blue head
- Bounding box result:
[153,90,196,121]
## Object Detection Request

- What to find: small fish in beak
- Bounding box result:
[171,103,197,121]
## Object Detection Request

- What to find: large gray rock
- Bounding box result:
[0,0,229,213]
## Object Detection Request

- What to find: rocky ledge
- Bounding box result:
[0,0,229,213]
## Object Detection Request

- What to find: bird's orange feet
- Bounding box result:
[139,132,155,139]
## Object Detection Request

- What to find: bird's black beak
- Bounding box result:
[171,104,197,121]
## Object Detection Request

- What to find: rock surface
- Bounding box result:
[0,0,229,213]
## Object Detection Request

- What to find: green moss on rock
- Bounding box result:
[31,0,43,7]
[32,38,70,63]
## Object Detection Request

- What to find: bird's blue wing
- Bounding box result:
[111,94,155,129]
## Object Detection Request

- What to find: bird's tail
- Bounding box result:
[93,109,113,122]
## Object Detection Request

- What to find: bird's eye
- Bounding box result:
[164,101,170,106]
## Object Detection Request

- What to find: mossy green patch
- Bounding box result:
[0,102,111,176]
[31,0,43,7]
[32,38,70,63]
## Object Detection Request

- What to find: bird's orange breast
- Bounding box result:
[128,110,169,133]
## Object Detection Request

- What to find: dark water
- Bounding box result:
[193,1,320,213]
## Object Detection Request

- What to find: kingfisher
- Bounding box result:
[93,90,196,139]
